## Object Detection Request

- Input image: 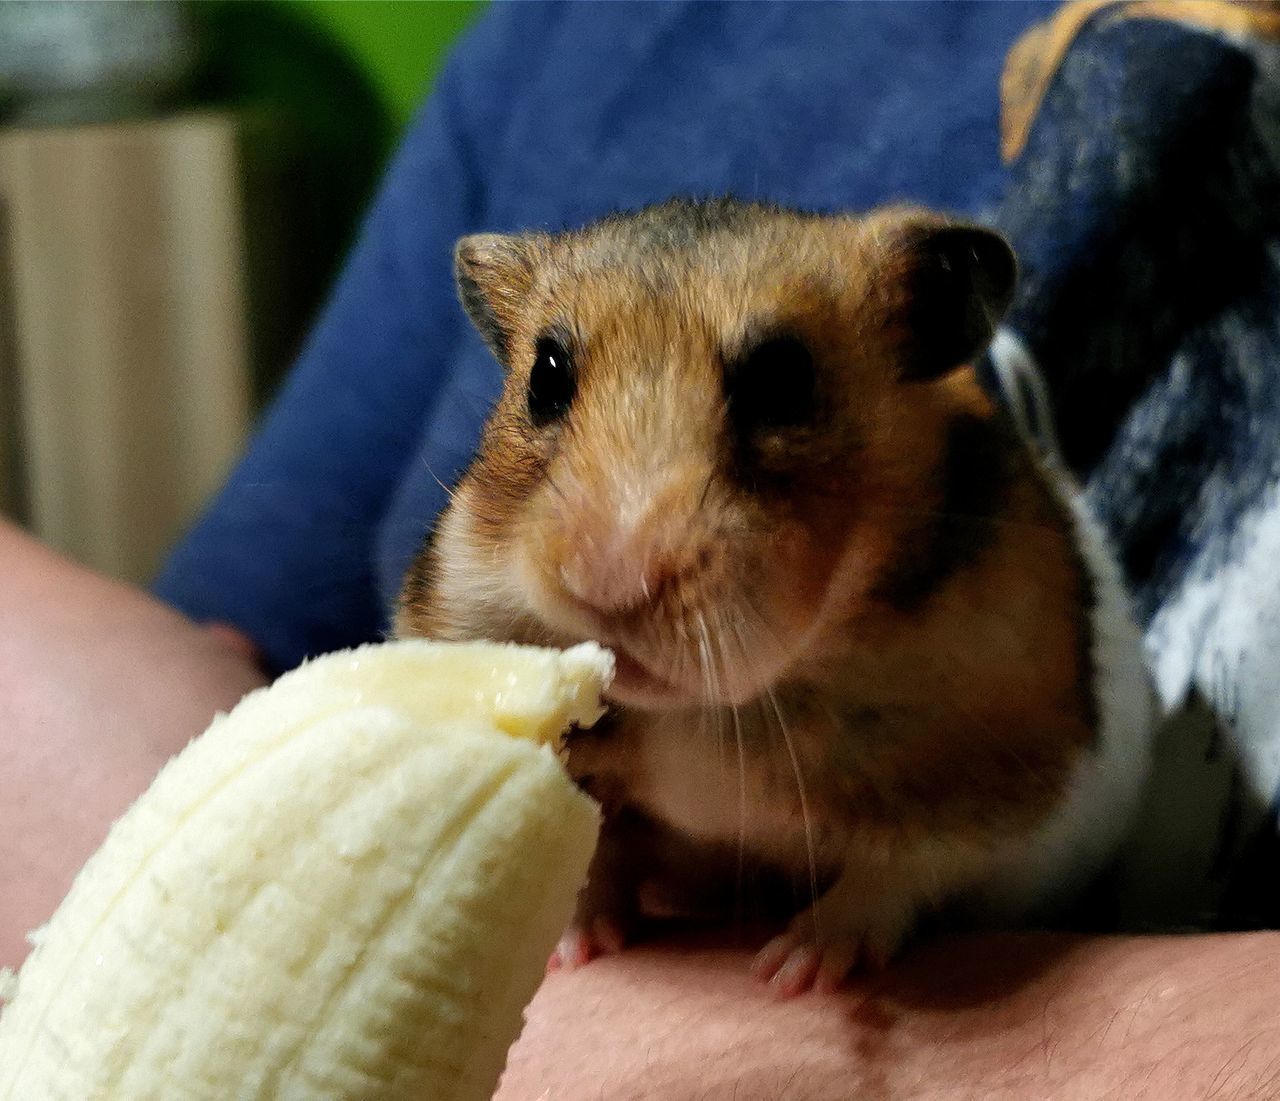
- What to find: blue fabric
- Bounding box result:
[155,0,1050,673]
[155,1,1280,928]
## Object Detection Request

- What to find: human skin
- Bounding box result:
[501,931,1280,1100]
[0,520,267,967]
[4,519,1279,1098]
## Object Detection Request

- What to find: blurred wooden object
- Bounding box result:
[0,212,24,524]
[0,112,254,584]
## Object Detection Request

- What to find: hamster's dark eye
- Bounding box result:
[727,335,816,433]
[528,337,576,426]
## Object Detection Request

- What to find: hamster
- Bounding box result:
[396,198,1154,995]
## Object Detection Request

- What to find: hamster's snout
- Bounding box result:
[539,463,722,618]
[516,464,781,708]
[556,512,720,621]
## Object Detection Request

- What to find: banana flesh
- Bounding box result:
[0,640,612,1100]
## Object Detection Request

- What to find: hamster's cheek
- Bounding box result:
[408,500,549,645]
[750,519,845,635]
[505,541,592,637]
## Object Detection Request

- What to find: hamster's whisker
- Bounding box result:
[695,609,730,772]
[730,698,749,924]
[696,696,712,769]
[733,588,790,678]
[541,469,570,506]
[695,611,715,704]
[716,607,751,923]
[419,458,458,502]
[763,685,822,924]
[696,468,717,513]
[691,610,726,772]
[648,608,691,694]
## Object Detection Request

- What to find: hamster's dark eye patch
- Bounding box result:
[528,336,576,426]
[727,335,816,434]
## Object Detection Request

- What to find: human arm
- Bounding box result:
[0,520,267,968]
[500,931,1280,1099]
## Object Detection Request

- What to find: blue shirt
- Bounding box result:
[155,1,1280,931]
[155,1,1049,672]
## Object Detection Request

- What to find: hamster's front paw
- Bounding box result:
[547,914,627,972]
[548,812,642,971]
[751,890,914,996]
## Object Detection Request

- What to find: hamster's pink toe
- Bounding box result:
[548,917,627,973]
[753,930,858,997]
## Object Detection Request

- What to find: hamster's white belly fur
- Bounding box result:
[972,461,1156,921]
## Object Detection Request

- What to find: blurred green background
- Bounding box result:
[189,0,489,390]
[197,0,488,192]
[288,0,486,136]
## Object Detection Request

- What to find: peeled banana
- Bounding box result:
[0,639,613,1101]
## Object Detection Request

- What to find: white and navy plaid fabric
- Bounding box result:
[983,8,1280,930]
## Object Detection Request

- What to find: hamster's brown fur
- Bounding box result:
[397,198,1098,991]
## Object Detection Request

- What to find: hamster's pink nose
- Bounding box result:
[558,534,672,617]
[550,467,716,619]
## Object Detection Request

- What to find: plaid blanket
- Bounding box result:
[984,1,1280,928]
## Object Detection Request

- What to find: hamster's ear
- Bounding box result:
[454,234,541,367]
[897,222,1017,381]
